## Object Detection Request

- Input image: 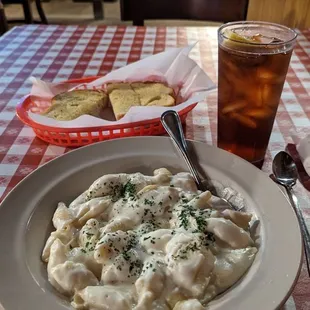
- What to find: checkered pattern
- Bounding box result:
[0,25,309,308]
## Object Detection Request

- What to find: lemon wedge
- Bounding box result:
[224,30,258,43]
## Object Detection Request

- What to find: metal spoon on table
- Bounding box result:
[160,110,236,211]
[272,151,310,276]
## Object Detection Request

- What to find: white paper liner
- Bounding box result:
[290,129,310,175]
[27,44,216,129]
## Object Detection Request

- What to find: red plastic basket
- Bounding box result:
[16,76,197,147]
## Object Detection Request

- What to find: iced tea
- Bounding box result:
[217,22,297,168]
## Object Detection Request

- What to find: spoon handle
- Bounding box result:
[160,110,204,190]
[285,187,310,277]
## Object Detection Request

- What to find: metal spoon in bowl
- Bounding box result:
[272,151,310,276]
[160,110,236,211]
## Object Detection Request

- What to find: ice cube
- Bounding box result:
[222,56,240,74]
[221,100,247,114]
[230,112,257,129]
[257,67,285,84]
[225,30,278,44]
[245,84,263,107]
[248,82,280,108]
[236,32,284,44]
[218,75,234,103]
[244,107,273,119]
[261,84,274,106]
[254,34,284,44]
[251,34,277,44]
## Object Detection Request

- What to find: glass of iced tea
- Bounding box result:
[217,21,297,168]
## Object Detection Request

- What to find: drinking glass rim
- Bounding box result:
[218,21,298,46]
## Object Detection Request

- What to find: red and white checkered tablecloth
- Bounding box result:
[0,24,309,309]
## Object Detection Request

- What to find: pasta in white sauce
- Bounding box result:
[42,168,257,310]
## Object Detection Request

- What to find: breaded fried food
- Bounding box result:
[42,90,107,121]
[106,83,132,94]
[147,94,175,107]
[131,82,174,106]
[108,84,141,120]
[107,82,175,120]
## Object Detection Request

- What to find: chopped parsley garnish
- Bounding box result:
[141,261,158,275]
[120,180,136,198]
[144,199,155,206]
[172,242,200,260]
[178,207,191,229]
[196,215,207,231]
[204,232,215,246]
[177,203,210,232]
[122,251,130,261]
[109,180,137,202]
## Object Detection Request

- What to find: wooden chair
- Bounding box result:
[73,0,104,20]
[73,0,119,20]
[120,0,249,26]
[0,0,9,35]
[2,0,48,24]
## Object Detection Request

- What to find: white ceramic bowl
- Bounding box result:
[0,137,302,310]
